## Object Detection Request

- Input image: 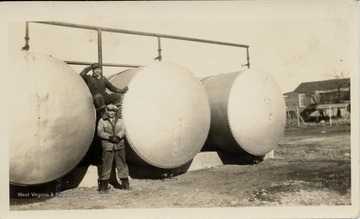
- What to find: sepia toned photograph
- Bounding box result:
[0,1,359,219]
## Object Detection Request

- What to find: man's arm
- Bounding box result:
[105,79,128,94]
[97,119,112,140]
[114,119,126,143]
[79,66,92,78]
[115,119,126,139]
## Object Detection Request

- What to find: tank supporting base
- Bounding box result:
[76,151,273,187]
[9,151,274,193]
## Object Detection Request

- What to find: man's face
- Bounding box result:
[107,109,116,118]
[93,68,102,77]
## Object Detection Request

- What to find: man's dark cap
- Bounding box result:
[92,63,101,70]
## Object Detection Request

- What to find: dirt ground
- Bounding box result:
[9,125,352,210]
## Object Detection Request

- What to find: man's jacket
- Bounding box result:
[97,117,126,151]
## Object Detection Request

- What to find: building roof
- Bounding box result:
[283,91,297,95]
[294,78,350,93]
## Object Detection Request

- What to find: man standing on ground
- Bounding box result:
[97,104,132,193]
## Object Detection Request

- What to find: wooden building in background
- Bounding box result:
[284,78,350,123]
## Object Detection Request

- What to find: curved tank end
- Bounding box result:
[227,69,286,155]
[9,52,96,185]
[118,62,211,168]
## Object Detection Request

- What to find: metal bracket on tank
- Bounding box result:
[21,22,30,51]
[241,47,251,68]
[154,37,162,61]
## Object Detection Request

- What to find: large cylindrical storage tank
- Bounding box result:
[201,69,286,156]
[108,62,211,169]
[9,52,96,185]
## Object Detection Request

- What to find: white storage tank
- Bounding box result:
[9,52,96,185]
[109,62,211,169]
[201,69,286,156]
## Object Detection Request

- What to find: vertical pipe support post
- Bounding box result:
[246,47,250,69]
[155,37,162,61]
[22,22,30,51]
[97,29,103,70]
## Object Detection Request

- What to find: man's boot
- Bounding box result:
[120,178,132,190]
[97,179,101,191]
[99,180,109,194]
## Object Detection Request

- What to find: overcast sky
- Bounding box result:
[3,1,358,93]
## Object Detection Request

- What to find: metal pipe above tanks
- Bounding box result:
[201,69,286,156]
[108,62,211,169]
[9,52,96,185]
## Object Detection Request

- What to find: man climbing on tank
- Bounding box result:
[80,63,128,118]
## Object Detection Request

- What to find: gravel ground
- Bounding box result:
[8,125,356,218]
